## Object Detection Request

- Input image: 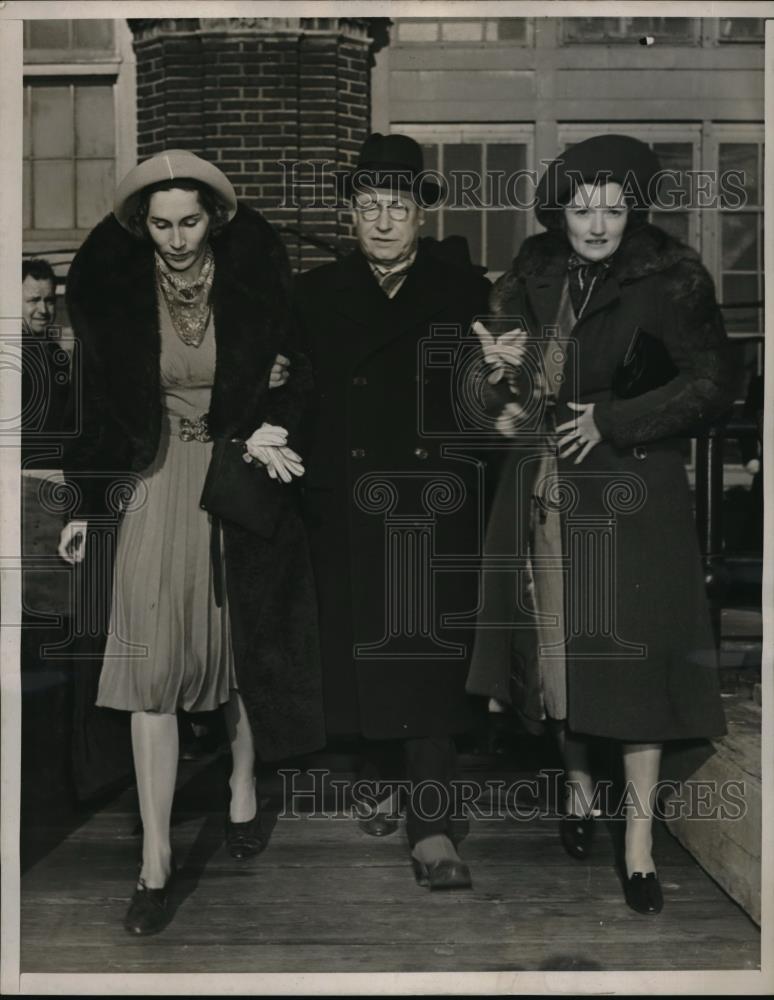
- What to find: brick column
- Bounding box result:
[129,17,386,271]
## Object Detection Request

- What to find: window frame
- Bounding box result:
[393,17,534,47]
[559,16,702,46]
[22,19,136,257]
[391,123,536,279]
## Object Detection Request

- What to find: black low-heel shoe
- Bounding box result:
[411,857,472,891]
[225,814,267,860]
[123,863,176,936]
[623,871,663,914]
[559,814,596,860]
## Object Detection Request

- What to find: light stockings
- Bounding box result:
[131,711,178,889]
[131,691,257,888]
[222,691,257,823]
[622,742,662,877]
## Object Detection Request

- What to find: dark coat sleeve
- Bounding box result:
[62,229,132,520]
[593,257,738,448]
[257,233,314,445]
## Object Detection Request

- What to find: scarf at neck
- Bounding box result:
[364,246,417,299]
[567,251,614,319]
[155,247,215,347]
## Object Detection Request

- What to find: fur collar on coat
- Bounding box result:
[506,222,703,283]
[65,204,291,472]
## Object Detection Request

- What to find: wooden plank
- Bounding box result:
[20,763,761,975]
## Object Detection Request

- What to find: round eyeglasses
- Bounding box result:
[354,201,411,222]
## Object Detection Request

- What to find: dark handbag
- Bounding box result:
[612,326,678,400]
[199,437,286,539]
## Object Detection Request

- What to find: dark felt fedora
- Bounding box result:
[342,133,444,207]
[535,134,662,229]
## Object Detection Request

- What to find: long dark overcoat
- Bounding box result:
[467,223,734,742]
[63,205,325,762]
[295,243,491,739]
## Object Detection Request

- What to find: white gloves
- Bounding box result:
[244,422,304,482]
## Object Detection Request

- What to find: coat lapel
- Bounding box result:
[524,273,566,333]
[332,248,449,367]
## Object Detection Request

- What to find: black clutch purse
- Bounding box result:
[200,438,286,539]
[612,327,678,400]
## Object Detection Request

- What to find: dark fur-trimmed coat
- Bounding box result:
[466,223,735,741]
[63,205,324,761]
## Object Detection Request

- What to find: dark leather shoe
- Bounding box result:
[123,865,176,936]
[559,814,596,860]
[225,814,267,860]
[623,871,663,914]
[412,857,472,891]
[357,813,399,837]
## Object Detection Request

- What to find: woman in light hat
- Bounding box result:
[468,134,735,913]
[58,149,324,935]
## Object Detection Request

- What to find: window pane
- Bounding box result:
[75,84,115,156]
[33,160,75,228]
[488,143,527,208]
[23,159,31,230]
[718,18,765,42]
[76,159,114,228]
[420,143,439,174]
[441,21,484,42]
[31,85,73,159]
[651,211,689,246]
[487,210,526,273]
[23,88,30,158]
[444,211,482,269]
[721,274,760,333]
[719,143,759,205]
[27,19,70,50]
[396,21,438,42]
[444,143,482,208]
[73,19,114,50]
[495,19,527,42]
[563,17,696,43]
[722,213,759,271]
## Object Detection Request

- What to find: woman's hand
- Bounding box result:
[269,353,290,389]
[58,520,88,564]
[473,321,528,387]
[244,423,304,483]
[555,401,602,464]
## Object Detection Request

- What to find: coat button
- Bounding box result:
[413,447,429,460]
[351,448,366,459]
[633,446,648,460]
[352,376,367,386]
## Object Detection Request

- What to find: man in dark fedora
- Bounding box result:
[295,133,491,890]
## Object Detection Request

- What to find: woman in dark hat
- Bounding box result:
[58,149,324,934]
[467,134,735,913]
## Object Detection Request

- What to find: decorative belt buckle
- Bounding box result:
[179,413,212,442]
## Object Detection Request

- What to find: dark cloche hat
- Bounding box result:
[344,132,443,207]
[535,134,662,229]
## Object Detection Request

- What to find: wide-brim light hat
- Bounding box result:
[113,149,237,230]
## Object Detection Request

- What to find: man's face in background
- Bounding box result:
[22,276,56,336]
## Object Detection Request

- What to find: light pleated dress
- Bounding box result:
[97,292,236,713]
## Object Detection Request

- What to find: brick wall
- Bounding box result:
[130,17,378,272]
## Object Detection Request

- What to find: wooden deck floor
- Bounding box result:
[20,753,760,974]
